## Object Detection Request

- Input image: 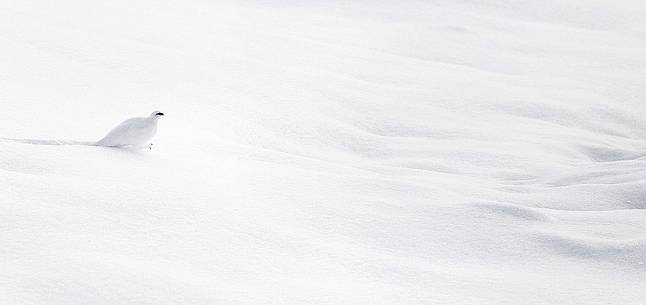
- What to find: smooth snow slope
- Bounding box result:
[2,0,646,304]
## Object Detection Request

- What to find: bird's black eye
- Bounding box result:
[156,112,164,116]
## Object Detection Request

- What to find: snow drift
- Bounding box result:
[1,0,645,304]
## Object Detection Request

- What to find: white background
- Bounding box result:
[2,1,646,304]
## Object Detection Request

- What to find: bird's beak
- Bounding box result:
[157,113,164,116]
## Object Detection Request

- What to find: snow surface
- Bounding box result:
[2,0,646,304]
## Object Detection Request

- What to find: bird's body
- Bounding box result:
[95,111,164,148]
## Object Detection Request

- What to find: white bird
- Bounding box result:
[95,111,164,149]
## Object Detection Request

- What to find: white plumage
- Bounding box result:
[95,111,164,148]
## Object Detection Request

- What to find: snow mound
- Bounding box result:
[2,0,646,304]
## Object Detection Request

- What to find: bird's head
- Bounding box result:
[150,111,165,119]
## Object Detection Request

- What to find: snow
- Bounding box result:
[2,0,646,304]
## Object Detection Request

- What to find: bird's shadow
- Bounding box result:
[0,138,151,153]
[0,138,95,146]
